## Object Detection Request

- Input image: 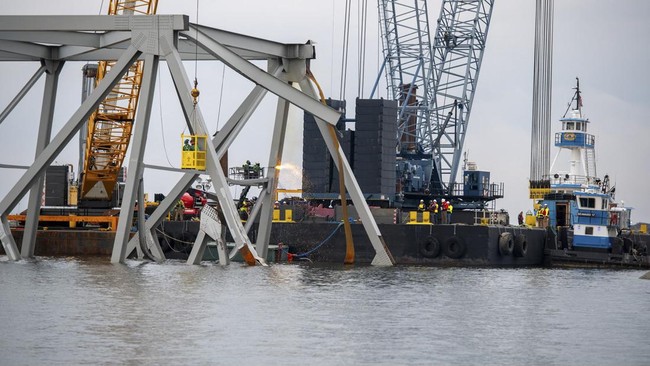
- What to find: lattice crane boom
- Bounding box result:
[80,0,158,201]
[379,0,494,193]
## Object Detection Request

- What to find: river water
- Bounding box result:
[1,256,649,365]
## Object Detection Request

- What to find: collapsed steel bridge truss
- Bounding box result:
[0,15,394,266]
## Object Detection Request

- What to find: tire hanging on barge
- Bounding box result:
[419,236,441,258]
[513,234,528,257]
[499,232,514,256]
[443,236,466,259]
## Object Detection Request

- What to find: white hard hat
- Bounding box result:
[442,198,446,202]
[420,199,424,202]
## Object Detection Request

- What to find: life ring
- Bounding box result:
[419,236,441,258]
[443,236,466,259]
[498,232,514,256]
[513,234,528,257]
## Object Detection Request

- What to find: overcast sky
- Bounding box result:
[1,0,649,224]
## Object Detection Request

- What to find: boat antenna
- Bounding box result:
[562,77,582,118]
[574,77,583,115]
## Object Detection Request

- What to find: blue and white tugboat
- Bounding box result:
[540,80,649,267]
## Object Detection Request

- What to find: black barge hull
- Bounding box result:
[158,222,547,266]
[6,222,547,266]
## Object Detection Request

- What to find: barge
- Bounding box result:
[5,220,547,267]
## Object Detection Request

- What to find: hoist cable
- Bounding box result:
[157,67,174,167]
[339,0,352,101]
[215,63,226,132]
[358,0,369,98]
[193,0,200,83]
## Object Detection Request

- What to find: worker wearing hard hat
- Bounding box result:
[441,198,448,224]
[428,200,439,224]
[417,199,426,212]
[183,139,192,151]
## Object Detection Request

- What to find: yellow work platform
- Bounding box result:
[181,134,207,170]
[8,215,119,231]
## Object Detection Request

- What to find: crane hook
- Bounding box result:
[191,78,200,106]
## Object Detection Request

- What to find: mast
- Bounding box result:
[549,79,597,189]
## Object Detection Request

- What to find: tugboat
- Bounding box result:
[539,79,649,267]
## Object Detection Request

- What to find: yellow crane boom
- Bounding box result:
[80,0,158,202]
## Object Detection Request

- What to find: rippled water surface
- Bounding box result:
[1,256,649,365]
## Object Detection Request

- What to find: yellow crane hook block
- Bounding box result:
[181,134,207,170]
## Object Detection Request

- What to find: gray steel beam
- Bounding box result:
[183,25,341,126]
[0,39,51,59]
[111,53,159,263]
[21,60,64,258]
[255,96,290,259]
[0,46,139,215]
[0,217,19,260]
[0,31,100,48]
[0,164,29,170]
[0,45,141,260]
[0,15,188,32]
[243,188,269,234]
[0,64,45,126]
[132,178,145,260]
[123,73,275,259]
[0,16,316,62]
[213,75,278,158]
[122,40,209,260]
[189,24,315,60]
[165,46,265,265]
[187,231,209,265]
[298,78,395,266]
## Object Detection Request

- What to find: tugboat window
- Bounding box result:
[585,226,594,235]
[566,122,574,130]
[579,197,596,208]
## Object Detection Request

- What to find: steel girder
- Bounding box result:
[0,15,314,62]
[0,15,394,266]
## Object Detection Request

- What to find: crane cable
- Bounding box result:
[530,0,554,181]
[307,69,355,265]
[157,67,175,167]
[357,0,369,98]
[189,0,201,133]
[339,0,352,101]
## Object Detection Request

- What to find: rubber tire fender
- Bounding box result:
[498,232,514,256]
[513,234,527,257]
[443,236,466,259]
[623,237,634,253]
[419,236,441,258]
